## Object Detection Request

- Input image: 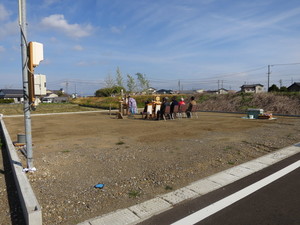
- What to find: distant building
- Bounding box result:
[0,89,24,103]
[147,87,157,94]
[195,89,204,93]
[205,90,219,94]
[204,89,226,94]
[156,89,174,94]
[51,88,66,96]
[240,84,264,93]
[179,90,196,94]
[218,88,228,94]
[287,82,300,92]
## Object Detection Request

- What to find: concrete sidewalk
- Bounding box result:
[78,143,300,225]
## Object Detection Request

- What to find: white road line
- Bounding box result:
[171,160,300,225]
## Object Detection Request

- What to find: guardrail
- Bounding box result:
[0,116,42,225]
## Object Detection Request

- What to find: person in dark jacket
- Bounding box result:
[170,96,179,114]
[156,97,170,120]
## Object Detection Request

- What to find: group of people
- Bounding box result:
[126,95,197,120]
[156,96,196,120]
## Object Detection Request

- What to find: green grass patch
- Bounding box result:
[128,190,141,198]
[61,150,71,153]
[224,146,232,151]
[165,185,173,191]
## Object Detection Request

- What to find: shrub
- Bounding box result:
[95,86,126,97]
[0,99,14,104]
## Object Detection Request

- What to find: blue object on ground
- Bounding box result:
[94,184,104,189]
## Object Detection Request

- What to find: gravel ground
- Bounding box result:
[1,111,300,225]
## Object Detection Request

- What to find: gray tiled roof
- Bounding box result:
[0,89,23,98]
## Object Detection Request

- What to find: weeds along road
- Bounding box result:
[0,143,26,225]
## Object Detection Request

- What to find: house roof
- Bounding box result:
[219,88,228,91]
[0,89,23,98]
[205,90,219,93]
[156,89,173,94]
[290,82,300,87]
[287,82,300,90]
[241,84,264,88]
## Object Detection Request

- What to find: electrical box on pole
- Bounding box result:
[28,41,44,105]
[34,74,46,96]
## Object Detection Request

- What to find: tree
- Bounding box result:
[115,67,124,88]
[127,74,137,93]
[104,73,115,88]
[95,86,125,97]
[279,86,288,92]
[268,84,280,92]
[136,72,150,92]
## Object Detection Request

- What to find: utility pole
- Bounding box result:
[19,0,34,170]
[279,79,282,88]
[66,80,69,95]
[267,65,271,92]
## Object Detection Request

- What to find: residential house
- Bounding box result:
[240,84,264,93]
[195,89,204,93]
[156,89,174,94]
[0,89,24,103]
[205,90,219,94]
[218,88,228,94]
[41,90,59,103]
[287,82,300,92]
[147,87,157,94]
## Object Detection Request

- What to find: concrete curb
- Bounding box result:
[78,142,300,225]
[0,117,42,225]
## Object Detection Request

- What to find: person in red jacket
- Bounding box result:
[179,97,185,106]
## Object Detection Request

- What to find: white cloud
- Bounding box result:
[43,0,61,6]
[50,37,58,42]
[73,45,84,51]
[0,4,11,21]
[40,14,94,38]
[76,60,108,67]
[0,46,5,53]
[110,25,126,34]
[0,19,18,40]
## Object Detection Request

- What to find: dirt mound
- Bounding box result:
[197,93,300,115]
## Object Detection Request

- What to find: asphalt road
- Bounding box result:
[139,153,300,225]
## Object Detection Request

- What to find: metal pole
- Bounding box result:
[19,0,34,169]
[267,65,271,92]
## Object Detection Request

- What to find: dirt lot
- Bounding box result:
[3,111,300,225]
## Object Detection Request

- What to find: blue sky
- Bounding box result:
[1,0,300,95]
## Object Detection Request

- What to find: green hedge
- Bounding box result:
[74,94,190,109]
[0,99,14,104]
